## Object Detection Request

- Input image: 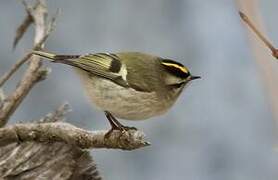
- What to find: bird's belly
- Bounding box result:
[81,76,170,120]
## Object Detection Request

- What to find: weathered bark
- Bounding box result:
[0,122,150,150]
[0,142,101,180]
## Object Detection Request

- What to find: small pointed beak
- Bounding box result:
[190,75,201,81]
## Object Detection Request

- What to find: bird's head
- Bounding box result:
[161,59,200,90]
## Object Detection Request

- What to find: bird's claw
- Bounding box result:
[104,125,138,139]
[122,125,137,131]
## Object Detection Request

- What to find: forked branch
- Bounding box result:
[0,0,56,127]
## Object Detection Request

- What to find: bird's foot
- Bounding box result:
[121,125,137,131]
[104,111,138,139]
[104,125,137,139]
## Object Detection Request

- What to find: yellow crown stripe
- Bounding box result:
[162,62,188,73]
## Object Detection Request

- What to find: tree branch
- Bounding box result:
[0,122,150,150]
[239,11,278,59]
[237,0,278,140]
[0,103,103,179]
[0,0,55,127]
[0,34,52,88]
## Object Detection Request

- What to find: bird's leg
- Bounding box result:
[104,111,122,138]
[105,111,120,129]
[104,111,137,138]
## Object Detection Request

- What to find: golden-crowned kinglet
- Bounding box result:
[33,51,200,135]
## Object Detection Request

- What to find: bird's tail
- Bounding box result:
[32,51,80,62]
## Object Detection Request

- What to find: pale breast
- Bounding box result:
[76,70,173,120]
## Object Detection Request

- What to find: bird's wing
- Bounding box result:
[40,52,129,88]
[72,53,129,87]
[116,52,162,92]
[33,51,158,92]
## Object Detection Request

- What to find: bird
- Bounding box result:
[32,51,200,136]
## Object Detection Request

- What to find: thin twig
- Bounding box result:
[239,11,278,58]
[39,103,71,123]
[0,3,59,88]
[0,89,4,109]
[12,0,41,49]
[0,35,50,88]
[13,14,33,50]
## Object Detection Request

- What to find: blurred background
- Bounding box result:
[1,0,278,179]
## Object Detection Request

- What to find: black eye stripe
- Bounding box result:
[161,59,189,78]
[163,66,189,78]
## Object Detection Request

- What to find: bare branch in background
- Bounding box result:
[13,14,33,50]
[239,11,278,59]
[0,35,51,88]
[0,1,53,126]
[237,0,278,141]
[12,0,36,50]
[0,89,4,109]
[39,103,71,122]
[0,1,59,88]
